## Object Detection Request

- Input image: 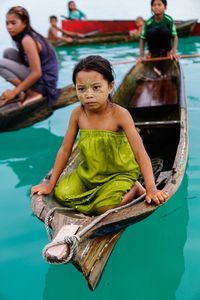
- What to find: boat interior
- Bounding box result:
[127,61,182,181]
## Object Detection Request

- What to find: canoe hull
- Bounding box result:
[0,85,78,132]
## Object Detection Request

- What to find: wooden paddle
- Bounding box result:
[83,30,100,37]
[112,53,200,65]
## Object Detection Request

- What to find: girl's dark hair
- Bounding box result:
[72,55,114,84]
[7,6,51,64]
[151,0,167,6]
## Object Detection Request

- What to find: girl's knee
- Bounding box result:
[3,48,20,61]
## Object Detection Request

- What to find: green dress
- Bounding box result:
[55,130,140,215]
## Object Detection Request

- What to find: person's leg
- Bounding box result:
[0,50,42,103]
[3,48,23,62]
[92,177,135,215]
[120,181,145,206]
[95,181,145,215]
[54,171,88,203]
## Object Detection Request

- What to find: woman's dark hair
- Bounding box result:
[151,0,167,6]
[72,55,114,84]
[7,6,51,64]
[68,1,75,11]
[72,55,115,101]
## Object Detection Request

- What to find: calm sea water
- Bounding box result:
[0,1,200,300]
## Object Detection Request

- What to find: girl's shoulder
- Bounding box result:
[21,34,36,47]
[164,14,174,22]
[71,105,83,117]
[112,103,130,117]
[145,15,154,25]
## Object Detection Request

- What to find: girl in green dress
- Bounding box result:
[32,55,168,215]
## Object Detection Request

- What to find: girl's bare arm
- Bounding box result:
[31,107,80,195]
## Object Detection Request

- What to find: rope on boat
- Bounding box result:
[43,158,167,264]
[43,206,80,264]
[42,232,80,264]
[42,194,146,264]
[44,206,75,240]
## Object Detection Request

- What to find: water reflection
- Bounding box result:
[42,174,188,300]
[0,127,62,188]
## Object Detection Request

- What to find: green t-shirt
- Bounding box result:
[141,14,177,40]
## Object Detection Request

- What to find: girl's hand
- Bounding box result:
[145,187,169,205]
[2,89,17,101]
[136,56,145,63]
[31,183,53,196]
[167,50,179,61]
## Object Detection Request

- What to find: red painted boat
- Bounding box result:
[62,19,136,34]
[62,19,199,36]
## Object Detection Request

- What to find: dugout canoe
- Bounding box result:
[0,85,78,132]
[50,18,198,47]
[31,58,188,290]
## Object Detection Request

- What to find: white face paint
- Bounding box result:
[75,70,114,110]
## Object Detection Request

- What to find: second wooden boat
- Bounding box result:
[0,85,78,132]
[50,19,198,47]
[31,59,188,289]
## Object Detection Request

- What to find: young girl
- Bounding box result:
[0,6,59,106]
[67,1,86,20]
[140,0,178,58]
[31,55,168,215]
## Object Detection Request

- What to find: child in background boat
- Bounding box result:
[0,6,59,106]
[139,0,178,59]
[129,17,144,38]
[31,55,168,215]
[48,15,84,42]
[67,1,86,20]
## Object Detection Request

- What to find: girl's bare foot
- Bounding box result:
[121,181,145,206]
[21,90,42,105]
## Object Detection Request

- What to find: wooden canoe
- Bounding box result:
[0,85,78,132]
[31,59,188,289]
[51,19,198,47]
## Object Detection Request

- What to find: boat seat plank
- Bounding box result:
[135,120,180,128]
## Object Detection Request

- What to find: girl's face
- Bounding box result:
[6,13,27,37]
[75,70,114,111]
[151,0,166,16]
[68,2,76,11]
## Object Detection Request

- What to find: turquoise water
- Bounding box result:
[1,36,200,300]
[1,0,200,298]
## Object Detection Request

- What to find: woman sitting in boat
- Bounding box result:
[31,55,169,215]
[48,15,84,42]
[67,1,86,20]
[139,0,178,59]
[0,6,59,106]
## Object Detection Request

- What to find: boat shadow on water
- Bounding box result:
[0,127,63,188]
